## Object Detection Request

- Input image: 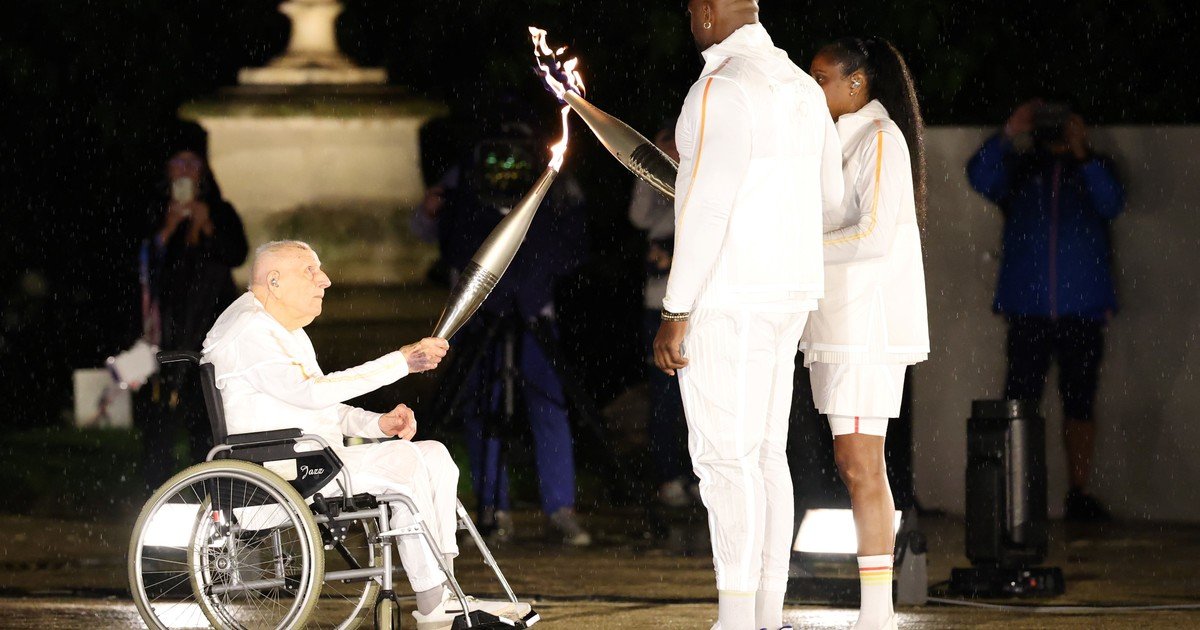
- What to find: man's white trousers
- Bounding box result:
[332,440,461,593]
[678,308,809,593]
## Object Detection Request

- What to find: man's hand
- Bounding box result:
[653,319,689,376]
[401,337,449,373]
[1004,99,1043,139]
[647,242,672,273]
[379,403,417,440]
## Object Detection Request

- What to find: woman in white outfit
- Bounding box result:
[802,38,930,630]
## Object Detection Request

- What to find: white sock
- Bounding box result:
[854,554,894,629]
[717,590,756,630]
[415,584,447,616]
[755,589,785,629]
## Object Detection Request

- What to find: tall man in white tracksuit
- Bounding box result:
[654,2,843,628]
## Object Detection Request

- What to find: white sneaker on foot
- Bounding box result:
[548,507,592,546]
[411,588,532,630]
[658,478,692,508]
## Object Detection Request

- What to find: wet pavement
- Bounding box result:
[2,511,1198,628]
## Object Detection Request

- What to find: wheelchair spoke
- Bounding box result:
[132,462,322,630]
[145,569,193,594]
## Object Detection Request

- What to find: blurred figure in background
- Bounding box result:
[414,108,592,546]
[627,122,697,510]
[967,99,1125,522]
[134,123,248,491]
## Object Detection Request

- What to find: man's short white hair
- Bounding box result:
[248,240,314,290]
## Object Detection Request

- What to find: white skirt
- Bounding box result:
[808,362,907,419]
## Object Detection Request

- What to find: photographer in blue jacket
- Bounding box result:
[967,99,1125,522]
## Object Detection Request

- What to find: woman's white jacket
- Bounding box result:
[800,100,929,365]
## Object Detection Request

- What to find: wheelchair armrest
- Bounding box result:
[157,351,201,365]
[229,440,346,500]
[226,428,304,447]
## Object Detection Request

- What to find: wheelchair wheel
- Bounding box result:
[310,512,382,629]
[129,460,324,629]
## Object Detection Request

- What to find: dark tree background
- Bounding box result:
[1,0,1196,429]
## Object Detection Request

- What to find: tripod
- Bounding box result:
[432,309,632,528]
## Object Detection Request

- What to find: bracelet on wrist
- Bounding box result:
[660,308,690,322]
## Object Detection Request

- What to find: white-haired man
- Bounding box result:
[202,240,526,628]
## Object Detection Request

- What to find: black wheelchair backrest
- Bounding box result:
[157,351,229,446]
[199,362,230,446]
[156,351,343,499]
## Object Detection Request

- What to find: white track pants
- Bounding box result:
[678,308,809,593]
[333,440,460,593]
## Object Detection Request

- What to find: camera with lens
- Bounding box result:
[1031,102,1072,148]
[469,133,540,212]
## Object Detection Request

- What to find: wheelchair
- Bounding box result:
[127,351,539,630]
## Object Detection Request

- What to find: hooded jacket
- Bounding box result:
[201,292,405,447]
[967,133,1124,319]
[662,23,843,314]
[800,100,930,365]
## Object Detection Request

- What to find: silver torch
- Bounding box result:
[530,27,679,200]
[431,107,572,339]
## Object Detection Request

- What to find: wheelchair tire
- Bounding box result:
[312,510,382,629]
[128,459,325,630]
[373,591,402,630]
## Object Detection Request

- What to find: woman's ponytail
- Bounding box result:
[820,38,927,223]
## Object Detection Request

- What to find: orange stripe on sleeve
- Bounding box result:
[825,123,885,246]
[675,76,715,230]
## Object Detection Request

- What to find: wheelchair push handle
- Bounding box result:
[157,350,202,365]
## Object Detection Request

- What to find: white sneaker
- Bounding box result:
[548,507,592,546]
[658,478,692,508]
[411,588,532,630]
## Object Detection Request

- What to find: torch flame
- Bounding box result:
[530,27,584,172]
[548,105,570,172]
[529,26,585,101]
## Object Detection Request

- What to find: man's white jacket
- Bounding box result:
[201,292,403,448]
[800,100,930,364]
[662,22,843,314]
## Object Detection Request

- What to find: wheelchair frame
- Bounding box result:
[127,351,537,630]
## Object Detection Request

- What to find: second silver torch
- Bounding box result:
[562,91,679,200]
[431,167,558,340]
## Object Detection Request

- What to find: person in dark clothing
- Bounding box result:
[967,99,1125,522]
[414,120,592,545]
[135,125,248,491]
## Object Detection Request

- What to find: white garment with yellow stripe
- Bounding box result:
[800,100,930,422]
[665,23,842,599]
[202,292,459,593]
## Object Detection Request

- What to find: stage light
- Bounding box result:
[793,508,902,555]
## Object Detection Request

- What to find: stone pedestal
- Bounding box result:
[181,87,445,287]
[180,0,446,292]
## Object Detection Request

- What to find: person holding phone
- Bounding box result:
[133,123,249,491]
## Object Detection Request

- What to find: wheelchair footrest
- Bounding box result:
[450,610,525,629]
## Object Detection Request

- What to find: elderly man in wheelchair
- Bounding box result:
[128,240,537,630]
